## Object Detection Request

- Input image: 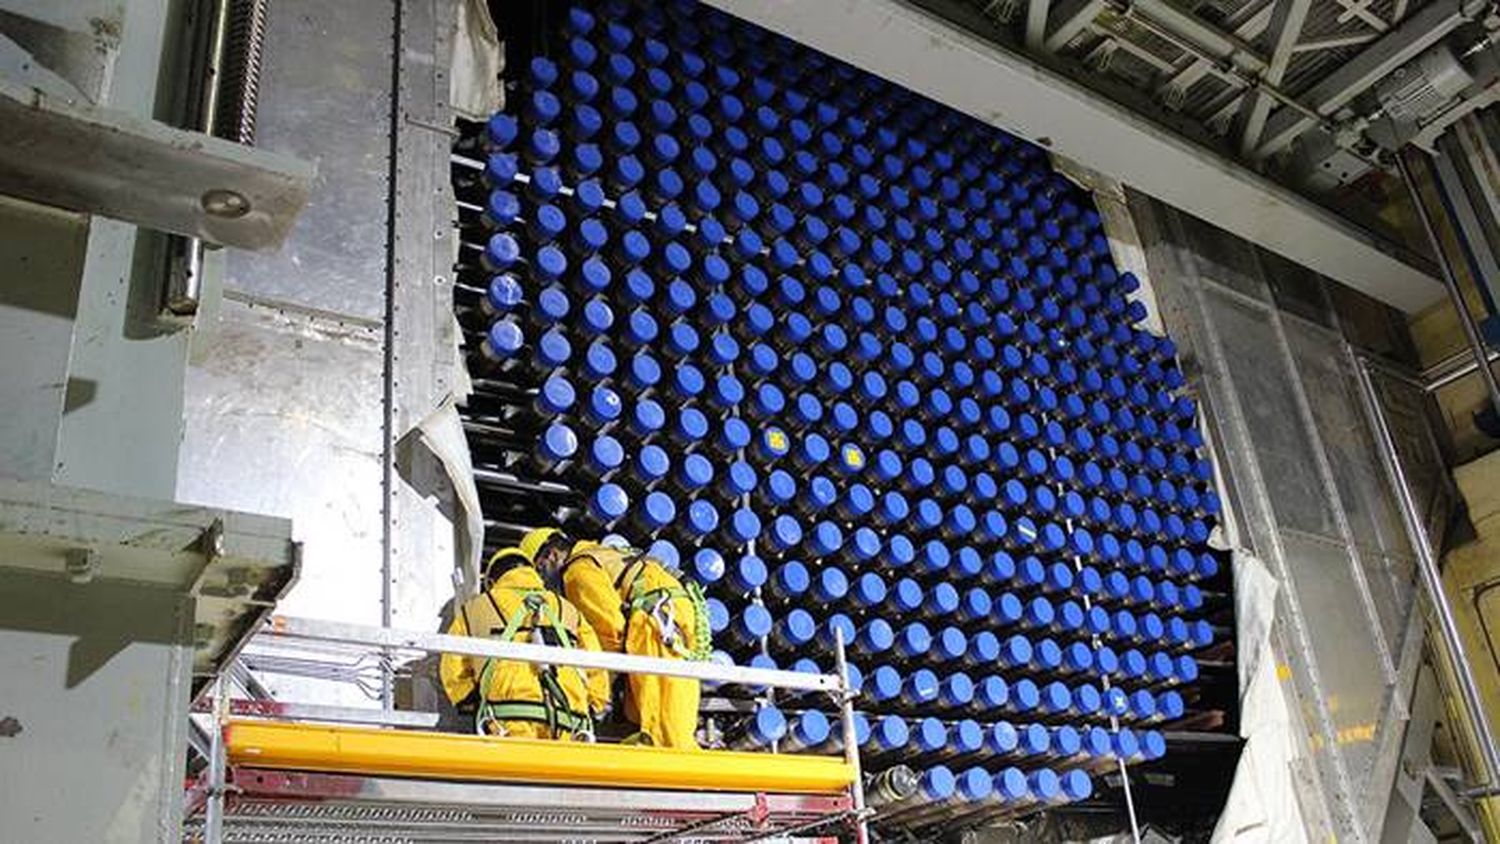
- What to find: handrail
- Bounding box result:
[201,614,871,844]
[263,614,842,693]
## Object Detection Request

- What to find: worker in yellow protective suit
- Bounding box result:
[439,546,611,739]
[522,528,709,748]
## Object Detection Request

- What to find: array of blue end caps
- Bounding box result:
[461,0,1226,825]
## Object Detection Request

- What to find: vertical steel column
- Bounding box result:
[204,675,229,844]
[378,0,404,711]
[832,627,869,844]
[1352,359,1500,793]
[1397,150,1500,417]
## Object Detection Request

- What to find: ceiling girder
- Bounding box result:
[1044,0,1107,51]
[1237,0,1315,154]
[1254,0,1478,159]
[1025,0,1051,49]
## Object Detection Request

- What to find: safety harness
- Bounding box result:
[607,553,713,662]
[468,589,594,739]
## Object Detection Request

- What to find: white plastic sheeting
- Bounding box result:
[1212,552,1310,843]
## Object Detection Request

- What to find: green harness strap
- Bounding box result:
[475,590,593,738]
[624,579,713,662]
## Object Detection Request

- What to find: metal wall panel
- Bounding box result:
[386,0,469,633]
[0,197,85,481]
[177,298,385,625]
[47,1,194,502]
[0,570,193,843]
[1284,318,1407,643]
[178,0,395,626]
[217,0,394,321]
[1130,189,1437,842]
[1205,286,1340,539]
[173,0,470,705]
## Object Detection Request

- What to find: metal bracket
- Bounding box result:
[0,78,314,250]
[1425,767,1484,841]
[64,547,100,584]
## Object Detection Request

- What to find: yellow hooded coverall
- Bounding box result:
[560,542,702,748]
[440,563,610,739]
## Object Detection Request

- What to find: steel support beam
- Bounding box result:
[1161,3,1274,102]
[1332,0,1389,32]
[702,0,1443,310]
[1291,32,1379,53]
[0,79,314,250]
[1025,0,1052,51]
[1132,0,1267,76]
[1044,0,1106,51]
[1254,0,1477,159]
[1237,0,1314,155]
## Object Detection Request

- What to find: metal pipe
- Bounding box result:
[833,627,870,844]
[1127,0,1266,76]
[1100,0,1342,135]
[205,675,228,844]
[225,720,857,793]
[263,614,841,692]
[1424,347,1500,393]
[162,0,232,319]
[1352,358,1500,793]
[1397,149,1500,417]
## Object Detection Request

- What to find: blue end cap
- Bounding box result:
[773,560,809,596]
[747,706,787,746]
[768,513,801,551]
[871,667,903,703]
[1035,638,1063,671]
[588,434,623,472]
[739,603,773,641]
[893,578,923,612]
[1042,682,1072,714]
[898,623,932,658]
[642,491,676,529]
[995,767,1029,801]
[978,676,1009,710]
[1001,634,1032,667]
[860,618,895,653]
[811,521,843,556]
[704,598,729,634]
[782,608,816,646]
[730,509,762,544]
[914,715,947,751]
[1020,723,1050,756]
[1013,677,1041,712]
[686,500,719,536]
[590,483,629,522]
[816,567,849,602]
[1061,770,1093,802]
[808,476,838,511]
[636,445,669,482]
[693,549,726,585]
[937,627,967,661]
[537,375,575,416]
